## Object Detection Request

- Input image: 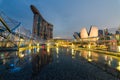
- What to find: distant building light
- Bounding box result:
[117,46,120,52]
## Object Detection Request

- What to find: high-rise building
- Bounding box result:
[98,30,103,37]
[104,28,109,36]
[30,5,53,40]
[116,30,120,34]
[73,32,80,39]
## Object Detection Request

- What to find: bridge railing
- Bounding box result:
[0,10,42,49]
[0,40,38,48]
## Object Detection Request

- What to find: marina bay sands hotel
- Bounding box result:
[31,5,53,40]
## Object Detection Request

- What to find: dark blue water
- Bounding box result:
[0,47,120,80]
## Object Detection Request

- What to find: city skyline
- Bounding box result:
[0,0,120,39]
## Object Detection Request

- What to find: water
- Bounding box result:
[78,50,120,71]
[0,47,120,80]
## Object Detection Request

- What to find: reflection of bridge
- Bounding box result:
[0,11,39,50]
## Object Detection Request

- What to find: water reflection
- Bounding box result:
[72,49,75,59]
[116,61,120,71]
[77,50,120,72]
[56,47,59,59]
[31,53,40,75]
[87,51,92,62]
[47,47,50,53]
[31,47,53,77]
[0,51,23,73]
[0,47,53,77]
[1,47,120,79]
[56,47,59,54]
[53,47,120,72]
[37,48,40,53]
[79,51,81,56]
[67,48,69,52]
[18,52,25,58]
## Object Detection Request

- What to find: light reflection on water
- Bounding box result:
[54,47,120,72]
[56,47,59,54]
[0,47,53,74]
[74,49,120,71]
[87,51,92,62]
[0,47,120,76]
[116,61,120,71]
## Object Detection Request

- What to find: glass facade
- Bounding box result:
[31,5,53,40]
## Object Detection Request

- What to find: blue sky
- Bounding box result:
[0,0,120,39]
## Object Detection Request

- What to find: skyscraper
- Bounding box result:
[30,5,53,40]
[98,30,103,37]
[73,32,80,40]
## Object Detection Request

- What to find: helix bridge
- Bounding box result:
[0,11,39,51]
